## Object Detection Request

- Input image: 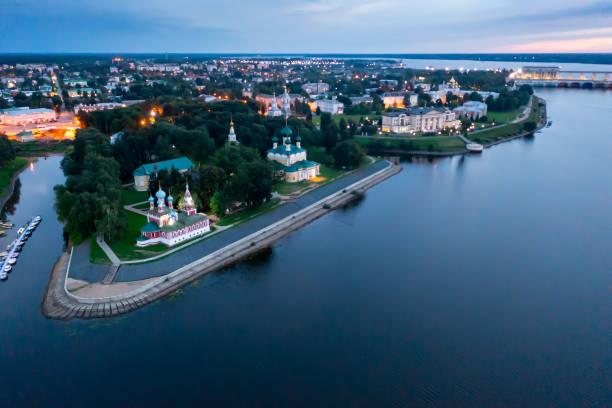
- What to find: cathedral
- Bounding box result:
[136,184,210,247]
[267,124,320,183]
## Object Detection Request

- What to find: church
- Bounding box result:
[136,184,210,247]
[267,124,320,183]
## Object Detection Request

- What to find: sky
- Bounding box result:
[1,0,611,53]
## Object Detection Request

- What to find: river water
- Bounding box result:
[0,88,610,406]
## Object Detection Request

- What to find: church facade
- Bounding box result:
[136,184,210,247]
[267,125,320,183]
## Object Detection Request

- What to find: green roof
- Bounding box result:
[134,157,194,177]
[283,160,320,173]
[141,221,161,233]
[267,145,305,155]
[160,213,207,232]
[280,125,293,136]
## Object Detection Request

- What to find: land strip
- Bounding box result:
[42,161,401,320]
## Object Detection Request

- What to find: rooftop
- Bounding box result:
[133,157,194,177]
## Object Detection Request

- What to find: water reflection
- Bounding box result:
[1,178,21,219]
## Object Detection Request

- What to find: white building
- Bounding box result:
[0,108,56,125]
[382,107,460,134]
[311,98,344,114]
[302,82,330,95]
[453,101,488,119]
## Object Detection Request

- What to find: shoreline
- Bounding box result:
[362,96,547,157]
[0,157,31,213]
[42,161,402,320]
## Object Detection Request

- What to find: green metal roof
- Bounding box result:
[133,157,194,177]
[282,160,321,173]
[141,221,161,233]
[267,145,305,155]
[280,125,293,136]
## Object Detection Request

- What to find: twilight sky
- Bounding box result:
[1,0,611,53]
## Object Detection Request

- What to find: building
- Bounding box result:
[349,95,373,105]
[267,125,320,183]
[453,101,488,119]
[15,131,36,142]
[67,88,95,98]
[381,92,417,108]
[0,107,56,125]
[64,78,88,87]
[133,157,195,192]
[382,107,460,134]
[73,102,126,113]
[227,117,238,145]
[267,93,282,117]
[280,88,291,117]
[136,184,210,247]
[517,66,560,80]
[310,98,344,114]
[302,82,330,95]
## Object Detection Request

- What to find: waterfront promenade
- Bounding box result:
[42,159,401,319]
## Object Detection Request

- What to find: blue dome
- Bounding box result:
[148,196,154,202]
[155,188,166,199]
[167,195,173,202]
[296,136,302,141]
[272,136,278,141]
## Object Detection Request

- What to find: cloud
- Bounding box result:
[502,37,612,52]
[500,1,612,23]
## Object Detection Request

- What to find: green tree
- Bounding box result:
[333,140,364,169]
[231,162,273,208]
[210,190,227,217]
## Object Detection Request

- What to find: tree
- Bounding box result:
[197,165,226,209]
[523,121,537,132]
[0,134,16,166]
[460,117,472,133]
[333,140,364,169]
[231,161,273,208]
[209,191,227,217]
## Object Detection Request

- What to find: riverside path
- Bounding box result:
[68,160,389,283]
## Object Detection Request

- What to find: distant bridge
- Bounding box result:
[512,66,612,89]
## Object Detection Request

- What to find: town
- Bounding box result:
[0,56,549,296]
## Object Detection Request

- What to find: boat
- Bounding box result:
[17,227,25,235]
[3,264,11,273]
[0,272,7,280]
[546,120,552,128]
[11,252,19,258]
[7,258,16,265]
[0,222,14,229]
[466,143,484,153]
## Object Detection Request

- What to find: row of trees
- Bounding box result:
[54,128,127,244]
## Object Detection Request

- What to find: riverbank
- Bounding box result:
[357,96,546,156]
[42,160,401,320]
[0,157,30,212]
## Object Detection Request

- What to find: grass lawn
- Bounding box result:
[486,109,521,124]
[217,198,282,227]
[313,113,381,127]
[89,237,111,265]
[468,97,541,144]
[14,140,71,155]
[0,157,29,200]
[121,188,149,205]
[356,135,466,152]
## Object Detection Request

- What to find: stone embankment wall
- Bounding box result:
[42,162,402,320]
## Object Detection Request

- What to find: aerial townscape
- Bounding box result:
[0,0,611,406]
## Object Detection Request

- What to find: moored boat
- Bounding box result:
[7,258,16,265]
[3,264,11,273]
[0,271,7,280]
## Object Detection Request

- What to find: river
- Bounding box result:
[0,87,610,406]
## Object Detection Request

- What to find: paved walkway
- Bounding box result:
[68,160,389,283]
[96,235,120,266]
